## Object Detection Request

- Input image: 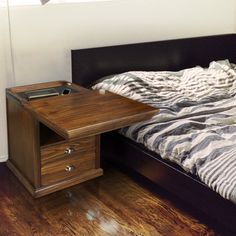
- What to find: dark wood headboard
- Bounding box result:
[71,34,236,87]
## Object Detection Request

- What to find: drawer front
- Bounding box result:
[41,151,95,186]
[40,136,96,161]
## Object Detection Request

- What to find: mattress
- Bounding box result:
[92,60,236,204]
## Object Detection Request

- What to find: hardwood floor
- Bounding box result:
[0,163,233,236]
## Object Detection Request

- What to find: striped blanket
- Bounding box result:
[92,60,236,204]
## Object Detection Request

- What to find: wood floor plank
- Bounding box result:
[84,168,216,236]
[0,163,233,236]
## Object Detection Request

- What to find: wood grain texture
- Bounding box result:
[24,89,158,139]
[7,160,36,196]
[0,163,232,236]
[95,135,101,168]
[7,83,117,197]
[7,96,41,188]
[41,150,96,186]
[40,136,96,160]
[36,168,103,198]
[6,81,88,103]
[7,81,69,94]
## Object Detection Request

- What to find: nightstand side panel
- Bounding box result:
[6,96,41,188]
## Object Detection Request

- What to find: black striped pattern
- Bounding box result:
[93,60,236,203]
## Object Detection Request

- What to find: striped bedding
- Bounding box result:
[92,60,236,204]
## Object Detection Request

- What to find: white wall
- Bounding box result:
[0,6,14,162]
[8,0,236,86]
[0,0,236,161]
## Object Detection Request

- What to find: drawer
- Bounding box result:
[41,151,95,186]
[40,136,96,161]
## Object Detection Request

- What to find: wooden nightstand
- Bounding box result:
[6,81,158,197]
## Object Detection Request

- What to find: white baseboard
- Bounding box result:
[0,155,8,162]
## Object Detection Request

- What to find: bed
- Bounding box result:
[71,34,236,231]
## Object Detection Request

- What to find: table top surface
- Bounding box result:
[7,81,159,139]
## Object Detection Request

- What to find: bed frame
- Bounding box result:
[71,34,236,231]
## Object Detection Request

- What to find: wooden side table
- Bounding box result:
[6,81,158,197]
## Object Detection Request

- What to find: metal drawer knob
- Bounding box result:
[65,165,75,172]
[64,147,75,155]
